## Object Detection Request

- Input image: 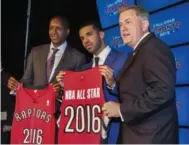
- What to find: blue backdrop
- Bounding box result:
[96,0,189,143]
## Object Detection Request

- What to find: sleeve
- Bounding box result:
[120,45,176,123]
[21,48,34,85]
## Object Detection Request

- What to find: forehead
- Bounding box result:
[50,18,63,26]
[119,9,137,21]
[79,25,94,35]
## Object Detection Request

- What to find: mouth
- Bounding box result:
[85,44,93,49]
[51,36,58,39]
[122,33,130,37]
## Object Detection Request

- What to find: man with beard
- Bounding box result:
[56,21,128,144]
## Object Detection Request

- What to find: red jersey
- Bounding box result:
[11,84,56,144]
[58,67,105,144]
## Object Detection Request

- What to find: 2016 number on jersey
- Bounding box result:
[64,104,101,133]
[23,128,43,144]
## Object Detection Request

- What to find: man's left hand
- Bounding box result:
[99,65,116,88]
[51,81,61,93]
[102,101,120,118]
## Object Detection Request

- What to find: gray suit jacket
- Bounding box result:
[22,43,86,86]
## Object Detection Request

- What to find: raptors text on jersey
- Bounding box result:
[11,84,56,144]
[58,67,106,144]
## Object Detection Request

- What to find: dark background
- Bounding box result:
[2,0,100,79]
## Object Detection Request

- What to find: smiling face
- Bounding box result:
[119,9,149,48]
[49,17,69,47]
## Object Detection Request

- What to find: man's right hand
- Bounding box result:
[56,71,66,87]
[8,77,19,90]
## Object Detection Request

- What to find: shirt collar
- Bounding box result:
[134,32,150,50]
[93,45,111,59]
[50,41,67,53]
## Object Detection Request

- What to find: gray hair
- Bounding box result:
[119,5,149,21]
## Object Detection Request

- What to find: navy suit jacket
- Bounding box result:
[81,48,128,144]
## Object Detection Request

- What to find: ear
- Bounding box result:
[142,20,149,32]
[99,31,104,40]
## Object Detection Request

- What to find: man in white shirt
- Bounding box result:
[102,5,178,144]
[56,21,128,144]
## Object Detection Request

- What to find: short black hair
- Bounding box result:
[50,16,69,30]
[79,21,102,32]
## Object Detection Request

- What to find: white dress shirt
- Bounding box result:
[92,45,111,67]
[48,41,67,81]
[134,32,150,50]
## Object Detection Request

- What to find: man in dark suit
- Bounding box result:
[56,21,128,144]
[102,5,178,143]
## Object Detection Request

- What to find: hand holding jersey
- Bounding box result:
[98,65,116,88]
[102,101,121,118]
[8,76,61,96]
[8,77,19,91]
[51,80,62,93]
[56,70,66,87]
[56,65,116,89]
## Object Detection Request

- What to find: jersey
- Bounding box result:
[58,67,105,144]
[11,84,56,144]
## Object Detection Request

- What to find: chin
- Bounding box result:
[52,41,62,46]
[123,39,130,44]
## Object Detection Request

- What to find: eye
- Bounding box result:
[88,32,93,36]
[80,37,84,41]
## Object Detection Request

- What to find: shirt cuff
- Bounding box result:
[119,108,124,122]
[9,90,16,95]
[107,82,116,90]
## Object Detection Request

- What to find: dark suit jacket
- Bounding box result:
[82,49,128,144]
[22,43,87,86]
[1,70,15,144]
[117,33,178,143]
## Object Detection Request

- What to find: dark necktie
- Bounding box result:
[94,57,100,67]
[46,48,59,80]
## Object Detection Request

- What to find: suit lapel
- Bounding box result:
[50,45,72,82]
[42,45,50,64]
[117,52,134,81]
[104,49,116,66]
[117,33,155,81]
[42,45,50,82]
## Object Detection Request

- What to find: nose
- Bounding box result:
[50,27,57,35]
[83,37,90,45]
[121,24,128,32]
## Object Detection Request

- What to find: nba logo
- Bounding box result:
[46,100,50,106]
